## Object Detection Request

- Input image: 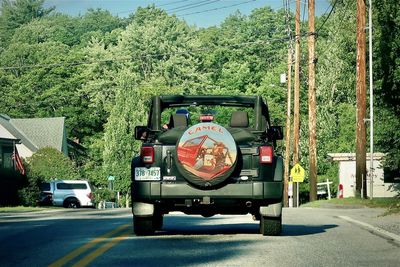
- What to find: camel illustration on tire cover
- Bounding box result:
[177,123,237,181]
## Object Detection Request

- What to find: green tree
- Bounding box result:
[10,14,79,46]
[304,1,358,180]
[374,0,400,171]
[0,0,54,47]
[100,6,209,199]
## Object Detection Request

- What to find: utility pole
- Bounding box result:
[368,0,374,199]
[308,0,317,202]
[293,0,301,206]
[284,48,292,207]
[356,0,367,198]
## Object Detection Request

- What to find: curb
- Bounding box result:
[339,215,400,245]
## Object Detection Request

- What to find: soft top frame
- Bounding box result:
[147,95,271,132]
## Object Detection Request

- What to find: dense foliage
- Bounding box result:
[26,147,79,181]
[0,0,399,200]
[17,147,79,206]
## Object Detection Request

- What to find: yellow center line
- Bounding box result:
[48,224,130,267]
[71,230,131,267]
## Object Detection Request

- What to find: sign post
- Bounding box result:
[290,163,305,207]
[108,175,115,191]
[288,182,293,208]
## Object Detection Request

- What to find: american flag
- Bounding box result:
[12,147,25,175]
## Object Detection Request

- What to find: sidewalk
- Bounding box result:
[338,207,400,237]
[315,203,400,239]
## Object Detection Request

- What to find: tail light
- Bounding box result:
[141,146,154,164]
[259,146,273,164]
[87,192,93,200]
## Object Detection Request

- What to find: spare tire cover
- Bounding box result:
[176,122,238,188]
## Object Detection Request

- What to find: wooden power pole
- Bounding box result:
[356,0,367,198]
[284,48,292,207]
[293,0,301,206]
[308,0,317,201]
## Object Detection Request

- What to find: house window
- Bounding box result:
[0,145,13,169]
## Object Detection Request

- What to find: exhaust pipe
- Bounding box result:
[245,201,252,208]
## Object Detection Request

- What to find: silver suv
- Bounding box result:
[40,180,95,208]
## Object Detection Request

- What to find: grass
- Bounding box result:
[302,197,400,215]
[0,206,60,213]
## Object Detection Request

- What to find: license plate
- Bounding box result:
[135,167,161,181]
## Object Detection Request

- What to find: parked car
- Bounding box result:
[39,180,95,208]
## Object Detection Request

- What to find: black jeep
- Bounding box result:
[131,95,283,236]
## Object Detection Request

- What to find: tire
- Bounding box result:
[175,122,238,188]
[64,198,80,209]
[260,215,282,236]
[134,216,155,236]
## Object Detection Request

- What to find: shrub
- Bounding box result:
[27,147,79,181]
[19,147,80,206]
[93,188,115,203]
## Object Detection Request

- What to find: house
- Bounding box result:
[0,114,69,165]
[328,153,399,198]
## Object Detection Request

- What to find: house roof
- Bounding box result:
[10,117,66,152]
[0,114,38,152]
[327,153,385,162]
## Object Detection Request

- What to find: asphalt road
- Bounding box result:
[0,207,399,267]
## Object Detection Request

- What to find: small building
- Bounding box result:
[328,153,399,198]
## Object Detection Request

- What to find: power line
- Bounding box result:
[117,0,194,15]
[117,0,210,15]
[166,0,217,12]
[0,37,292,71]
[315,0,338,34]
[173,0,222,14]
[158,0,191,7]
[283,0,295,57]
[177,0,257,17]
[301,0,307,23]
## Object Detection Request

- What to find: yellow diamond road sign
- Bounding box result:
[290,163,305,182]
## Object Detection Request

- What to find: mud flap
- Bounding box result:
[133,202,154,216]
[259,202,282,218]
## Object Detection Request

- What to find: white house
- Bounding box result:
[328,153,399,198]
[0,114,68,160]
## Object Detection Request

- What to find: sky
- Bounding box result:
[43,0,332,28]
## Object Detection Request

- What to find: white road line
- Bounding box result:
[339,215,400,244]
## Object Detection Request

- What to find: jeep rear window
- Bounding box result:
[56,183,87,190]
[161,106,255,128]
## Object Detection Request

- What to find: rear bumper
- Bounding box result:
[132,181,283,201]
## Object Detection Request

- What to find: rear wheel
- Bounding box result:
[64,198,80,209]
[134,216,155,236]
[260,215,282,236]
